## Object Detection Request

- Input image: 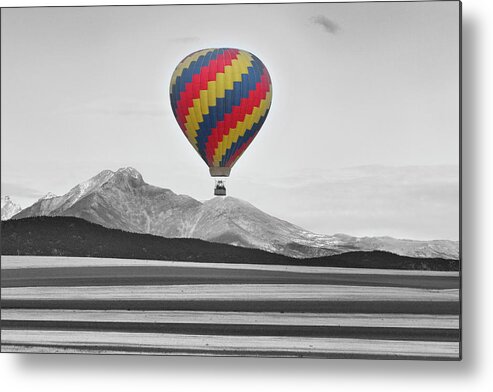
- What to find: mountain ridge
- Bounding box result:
[1,216,460,271]
[1,196,22,220]
[12,167,459,260]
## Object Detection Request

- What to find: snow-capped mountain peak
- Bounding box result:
[11,168,460,260]
[70,169,115,197]
[39,192,58,201]
[1,195,22,220]
[116,167,143,179]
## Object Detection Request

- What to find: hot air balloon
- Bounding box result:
[169,48,272,196]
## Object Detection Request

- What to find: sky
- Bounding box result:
[1,1,460,240]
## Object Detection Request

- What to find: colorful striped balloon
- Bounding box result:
[169,48,272,177]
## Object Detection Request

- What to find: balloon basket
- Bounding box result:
[214,180,227,196]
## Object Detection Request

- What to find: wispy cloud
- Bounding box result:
[59,99,167,118]
[1,183,44,199]
[236,165,459,241]
[310,15,340,34]
[171,36,200,43]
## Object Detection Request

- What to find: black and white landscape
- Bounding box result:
[1,196,21,221]
[9,167,459,260]
[1,250,460,358]
[1,254,459,358]
[1,2,460,360]
[1,168,460,358]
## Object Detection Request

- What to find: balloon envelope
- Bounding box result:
[169,48,272,176]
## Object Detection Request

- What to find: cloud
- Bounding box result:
[235,165,459,240]
[1,183,44,199]
[60,99,167,118]
[310,15,340,34]
[171,37,200,43]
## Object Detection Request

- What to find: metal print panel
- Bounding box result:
[0,1,461,360]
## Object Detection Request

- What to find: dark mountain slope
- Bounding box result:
[12,167,459,260]
[1,216,459,271]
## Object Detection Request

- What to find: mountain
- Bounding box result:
[1,196,22,220]
[1,216,459,271]
[13,168,459,259]
[233,165,459,243]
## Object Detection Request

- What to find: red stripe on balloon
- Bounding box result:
[225,133,255,167]
[204,70,271,163]
[175,49,240,131]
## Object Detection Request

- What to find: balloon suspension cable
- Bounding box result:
[214,179,227,196]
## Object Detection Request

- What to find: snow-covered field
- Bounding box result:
[1,309,459,329]
[2,330,459,358]
[0,255,460,277]
[2,284,459,302]
[0,256,460,359]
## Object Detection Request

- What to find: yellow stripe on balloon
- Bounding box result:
[170,49,212,91]
[192,98,204,124]
[215,52,254,100]
[184,113,198,147]
[171,49,252,94]
[212,89,272,165]
[221,125,227,161]
[212,53,259,166]
[177,50,257,155]
[181,50,255,135]
[212,52,256,165]
[199,90,209,115]
[222,54,245,161]
[207,81,217,108]
[183,89,210,140]
[231,53,241,81]
[183,98,204,146]
[215,73,225,99]
[224,65,233,90]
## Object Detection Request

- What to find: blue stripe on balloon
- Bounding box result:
[220,109,270,167]
[195,56,265,161]
[170,50,212,116]
[170,50,208,118]
[171,49,257,125]
[174,49,219,98]
[222,58,265,165]
[190,51,209,163]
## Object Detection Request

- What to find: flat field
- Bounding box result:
[0,256,460,359]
